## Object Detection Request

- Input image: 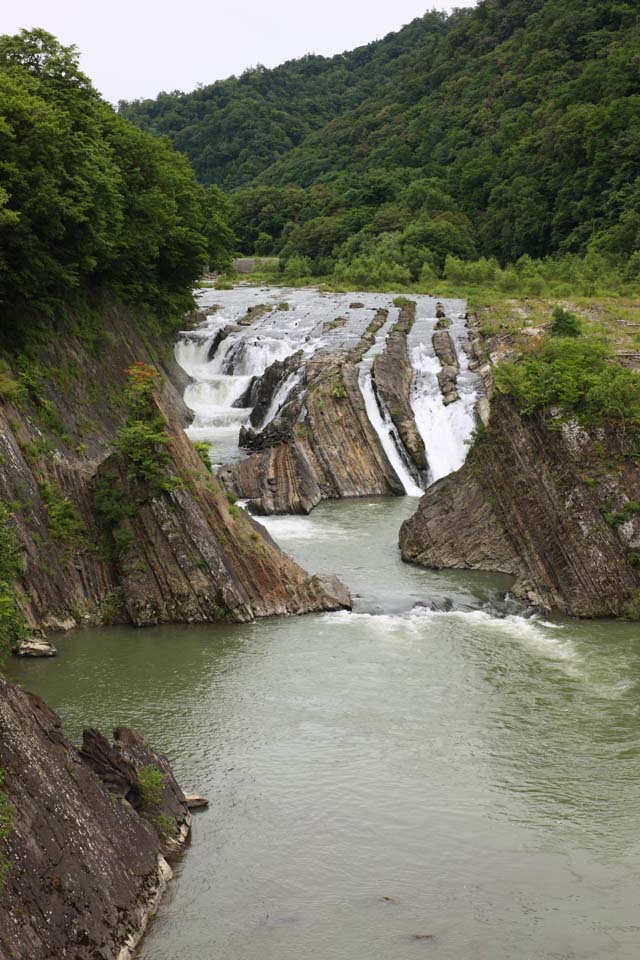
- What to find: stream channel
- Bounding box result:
[10,288,640,960]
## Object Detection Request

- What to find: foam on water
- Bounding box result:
[255,514,351,542]
[407,306,480,483]
[323,607,579,667]
[410,341,477,481]
[358,364,423,497]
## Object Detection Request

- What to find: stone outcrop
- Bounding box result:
[432,330,460,405]
[247,350,303,430]
[373,301,427,472]
[94,393,350,625]
[400,394,640,617]
[0,303,349,634]
[0,677,190,960]
[220,345,406,514]
[219,307,411,514]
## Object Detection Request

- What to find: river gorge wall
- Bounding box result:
[400,320,640,619]
[0,303,349,638]
[0,676,191,960]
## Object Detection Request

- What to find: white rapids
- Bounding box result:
[407,299,480,483]
[175,288,480,481]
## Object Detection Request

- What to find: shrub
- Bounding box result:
[194,440,212,472]
[550,306,581,337]
[283,255,313,282]
[116,364,180,495]
[0,768,15,886]
[38,481,85,543]
[137,764,165,808]
[152,813,176,838]
[0,362,24,403]
[494,336,640,435]
[331,377,347,400]
[0,503,28,665]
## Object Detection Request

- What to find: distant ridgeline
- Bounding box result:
[0,30,235,344]
[120,0,640,288]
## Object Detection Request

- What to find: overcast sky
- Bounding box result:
[3,1,477,103]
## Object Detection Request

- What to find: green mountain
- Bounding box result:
[121,0,640,280]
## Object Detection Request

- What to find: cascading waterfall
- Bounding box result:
[257,369,304,430]
[408,306,479,484]
[175,289,480,485]
[356,308,424,498]
[358,364,424,497]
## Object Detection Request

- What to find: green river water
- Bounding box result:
[9,497,640,959]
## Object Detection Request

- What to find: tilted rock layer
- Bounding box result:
[372,302,426,473]
[0,677,190,960]
[0,305,349,633]
[220,307,423,514]
[401,394,640,617]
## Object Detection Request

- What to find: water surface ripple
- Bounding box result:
[10,497,640,960]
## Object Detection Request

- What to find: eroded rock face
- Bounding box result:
[220,354,404,515]
[400,395,640,617]
[219,308,415,515]
[96,398,351,624]
[249,351,303,429]
[0,304,349,634]
[0,678,190,960]
[432,330,460,405]
[373,302,427,472]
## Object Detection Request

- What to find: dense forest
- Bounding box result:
[120,0,640,287]
[0,29,235,344]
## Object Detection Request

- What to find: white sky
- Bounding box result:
[2,1,477,103]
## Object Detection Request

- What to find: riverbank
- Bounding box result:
[10,496,640,960]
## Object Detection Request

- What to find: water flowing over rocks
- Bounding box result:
[199,294,473,514]
[0,677,190,960]
[372,302,427,474]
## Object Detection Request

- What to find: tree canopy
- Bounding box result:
[0,30,235,342]
[120,0,640,278]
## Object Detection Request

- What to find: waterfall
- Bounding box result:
[213,334,298,378]
[408,307,479,484]
[358,364,423,497]
[257,369,304,430]
[355,308,423,497]
[176,290,478,484]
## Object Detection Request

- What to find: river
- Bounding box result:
[9,288,640,959]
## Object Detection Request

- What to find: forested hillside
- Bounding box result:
[120,0,640,285]
[0,29,234,344]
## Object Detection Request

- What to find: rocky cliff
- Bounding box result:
[0,305,349,636]
[0,677,190,960]
[400,345,640,618]
[219,307,423,514]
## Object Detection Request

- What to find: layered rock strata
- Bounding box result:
[400,394,640,617]
[220,309,410,514]
[372,302,427,473]
[432,330,460,405]
[0,304,349,634]
[0,678,190,960]
[96,398,350,624]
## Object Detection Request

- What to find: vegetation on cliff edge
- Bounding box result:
[0,502,27,666]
